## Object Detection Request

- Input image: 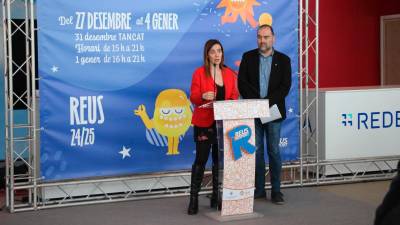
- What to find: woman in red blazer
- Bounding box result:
[187,39,239,215]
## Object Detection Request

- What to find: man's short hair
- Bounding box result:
[257,24,274,35]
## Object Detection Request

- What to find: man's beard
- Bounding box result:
[259,44,271,52]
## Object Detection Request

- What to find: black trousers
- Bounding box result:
[194,141,218,168]
[193,124,219,167]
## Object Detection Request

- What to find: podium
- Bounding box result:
[208,99,270,221]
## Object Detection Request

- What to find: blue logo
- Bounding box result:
[341,113,353,127]
[227,125,256,161]
[341,111,400,130]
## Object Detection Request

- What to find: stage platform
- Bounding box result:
[0,181,390,225]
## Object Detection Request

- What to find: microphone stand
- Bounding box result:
[213,63,217,101]
[213,63,222,211]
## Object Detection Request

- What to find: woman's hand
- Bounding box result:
[202,91,215,101]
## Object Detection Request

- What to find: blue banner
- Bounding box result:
[38,0,299,181]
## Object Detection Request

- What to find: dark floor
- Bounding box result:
[0,181,391,225]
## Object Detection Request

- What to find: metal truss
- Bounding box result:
[2,0,398,213]
[2,0,38,212]
[299,0,320,184]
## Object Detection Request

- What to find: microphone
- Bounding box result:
[223,64,260,98]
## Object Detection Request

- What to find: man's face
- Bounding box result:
[257,27,275,54]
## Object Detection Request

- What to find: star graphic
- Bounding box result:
[119,146,131,159]
[288,108,294,113]
[51,65,59,73]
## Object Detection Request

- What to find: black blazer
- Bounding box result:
[238,49,292,120]
[374,161,400,225]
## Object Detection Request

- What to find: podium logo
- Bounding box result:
[227,125,256,161]
[340,111,400,130]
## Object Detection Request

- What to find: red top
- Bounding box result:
[190,66,239,127]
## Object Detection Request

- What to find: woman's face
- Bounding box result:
[208,44,223,66]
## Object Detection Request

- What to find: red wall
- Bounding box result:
[380,0,400,15]
[319,0,400,87]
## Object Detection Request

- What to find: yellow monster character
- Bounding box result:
[134,89,192,155]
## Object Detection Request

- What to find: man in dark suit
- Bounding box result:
[374,160,400,225]
[238,24,291,204]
